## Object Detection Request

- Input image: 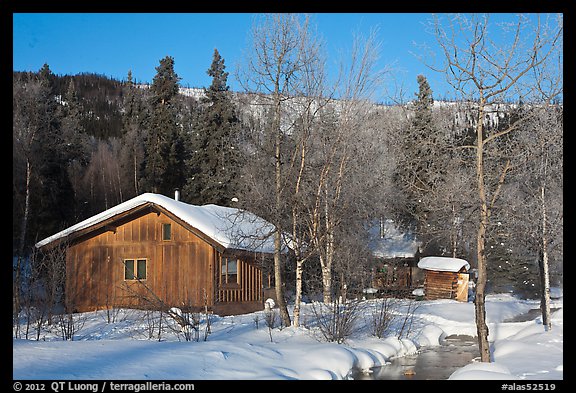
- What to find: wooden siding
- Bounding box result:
[423,270,468,301]
[216,257,263,304]
[64,204,266,315]
[66,209,231,312]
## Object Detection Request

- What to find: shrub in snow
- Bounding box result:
[412,288,425,297]
[169,307,183,317]
[166,307,199,342]
[310,299,363,344]
[367,297,397,338]
[264,306,279,342]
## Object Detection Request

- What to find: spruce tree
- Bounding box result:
[412,74,434,137]
[183,49,241,206]
[393,74,438,231]
[120,69,146,197]
[59,79,89,160]
[142,56,185,196]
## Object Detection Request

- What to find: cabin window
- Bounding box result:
[221,257,238,285]
[162,223,172,241]
[124,259,147,280]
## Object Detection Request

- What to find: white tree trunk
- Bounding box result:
[539,185,552,331]
[474,99,491,363]
[293,259,304,327]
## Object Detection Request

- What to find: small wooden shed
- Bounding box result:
[35,193,281,316]
[417,256,470,302]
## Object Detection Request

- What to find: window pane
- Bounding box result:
[228,259,238,274]
[137,259,147,280]
[124,260,135,280]
[162,223,172,240]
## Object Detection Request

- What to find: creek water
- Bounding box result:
[353,307,556,380]
[353,334,480,380]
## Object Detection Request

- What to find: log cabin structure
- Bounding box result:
[35,193,282,316]
[367,219,423,297]
[417,256,470,302]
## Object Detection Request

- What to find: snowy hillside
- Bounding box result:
[133,81,530,136]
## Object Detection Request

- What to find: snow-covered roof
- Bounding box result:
[367,219,421,258]
[35,193,281,254]
[417,256,470,272]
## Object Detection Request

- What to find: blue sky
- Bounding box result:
[11,13,553,103]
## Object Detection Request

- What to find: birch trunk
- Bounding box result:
[293,259,304,327]
[273,74,291,328]
[539,185,552,331]
[474,98,491,362]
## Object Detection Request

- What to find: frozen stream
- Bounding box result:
[353,335,480,380]
[354,307,556,380]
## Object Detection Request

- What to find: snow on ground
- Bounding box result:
[13,293,563,380]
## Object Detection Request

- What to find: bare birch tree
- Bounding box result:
[237,13,324,327]
[424,13,562,362]
[531,111,562,331]
[13,69,56,316]
[501,105,563,330]
[312,29,386,304]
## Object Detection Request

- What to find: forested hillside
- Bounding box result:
[13,44,563,307]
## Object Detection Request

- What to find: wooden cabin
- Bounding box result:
[35,193,280,316]
[367,219,423,297]
[371,257,420,297]
[417,256,470,302]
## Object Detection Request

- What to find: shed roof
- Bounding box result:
[417,256,470,272]
[35,193,282,254]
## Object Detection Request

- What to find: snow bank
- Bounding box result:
[449,362,516,380]
[13,294,563,380]
[490,309,563,380]
[416,324,446,346]
[349,336,418,374]
[450,306,564,380]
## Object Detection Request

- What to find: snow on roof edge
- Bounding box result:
[35,194,152,248]
[35,193,279,254]
[417,256,470,272]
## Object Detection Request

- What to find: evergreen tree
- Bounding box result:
[58,78,95,220]
[393,74,439,231]
[119,69,147,197]
[142,56,185,196]
[412,74,435,136]
[59,79,90,160]
[183,49,242,206]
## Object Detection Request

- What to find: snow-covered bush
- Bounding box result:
[310,298,363,344]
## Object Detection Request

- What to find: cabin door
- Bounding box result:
[455,273,469,302]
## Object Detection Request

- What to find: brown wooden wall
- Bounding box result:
[66,210,215,311]
[423,271,459,300]
[216,257,262,304]
[65,208,264,315]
